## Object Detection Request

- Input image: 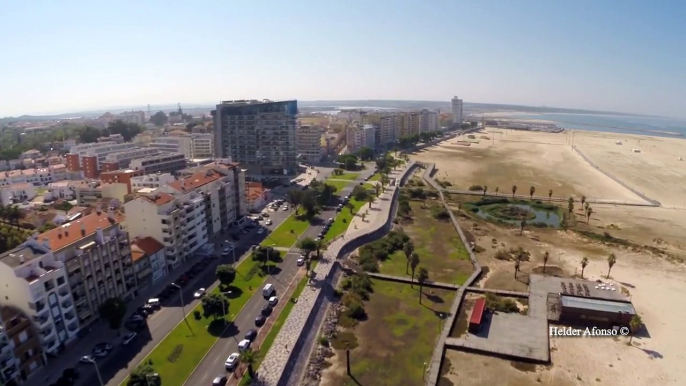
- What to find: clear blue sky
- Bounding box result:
[1,0,685,118]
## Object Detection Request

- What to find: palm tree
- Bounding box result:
[543,251,550,273]
[629,315,643,344]
[495,187,499,196]
[586,206,593,224]
[511,185,517,198]
[520,219,526,236]
[581,195,586,209]
[366,195,374,208]
[403,242,415,274]
[514,259,520,278]
[607,253,617,278]
[580,257,589,278]
[375,182,381,196]
[410,253,420,287]
[416,267,429,304]
[548,189,553,202]
[315,238,327,259]
[568,197,574,215]
[345,201,354,214]
[483,186,488,197]
[380,174,390,191]
[239,348,261,379]
[529,186,536,200]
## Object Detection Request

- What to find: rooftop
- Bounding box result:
[560,295,636,315]
[141,192,174,206]
[0,244,48,268]
[132,237,164,259]
[39,210,124,251]
[168,170,222,193]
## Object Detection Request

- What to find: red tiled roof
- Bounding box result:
[168,170,222,193]
[141,193,174,206]
[39,211,125,251]
[133,236,164,255]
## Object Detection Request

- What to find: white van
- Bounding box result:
[262,284,275,298]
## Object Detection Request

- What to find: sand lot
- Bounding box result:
[409,128,645,203]
[572,130,686,208]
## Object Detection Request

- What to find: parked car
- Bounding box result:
[265,219,272,225]
[79,356,94,364]
[262,212,270,217]
[94,342,112,352]
[122,332,137,345]
[268,296,279,306]
[296,258,304,266]
[261,304,273,316]
[92,348,108,358]
[222,247,233,256]
[238,339,251,351]
[255,315,266,327]
[62,368,79,382]
[225,353,240,371]
[257,228,264,235]
[212,375,228,386]
[245,329,258,341]
[194,288,206,299]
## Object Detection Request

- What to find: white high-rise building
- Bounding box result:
[451,96,463,126]
[296,125,325,163]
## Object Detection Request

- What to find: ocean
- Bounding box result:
[495,112,686,138]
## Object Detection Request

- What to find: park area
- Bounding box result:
[380,200,473,285]
[325,198,366,241]
[320,279,455,386]
[329,172,360,181]
[120,252,284,386]
[261,213,310,248]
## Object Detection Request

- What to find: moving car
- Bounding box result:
[245,329,258,341]
[238,339,251,351]
[265,219,272,225]
[122,332,137,345]
[225,353,240,371]
[92,348,108,358]
[194,288,206,298]
[296,258,304,266]
[94,342,112,352]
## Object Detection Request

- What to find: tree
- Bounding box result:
[410,253,420,287]
[380,174,390,192]
[512,185,517,198]
[495,187,499,196]
[580,257,589,279]
[150,111,168,127]
[514,259,520,278]
[108,120,143,141]
[548,189,553,202]
[586,206,593,224]
[581,195,586,209]
[98,297,127,336]
[78,126,102,143]
[333,168,344,176]
[367,195,374,208]
[416,267,429,304]
[345,201,354,214]
[240,348,262,379]
[629,315,643,344]
[543,251,550,273]
[128,363,161,386]
[403,242,415,274]
[215,264,236,287]
[315,237,327,259]
[358,147,374,161]
[520,219,526,236]
[201,293,228,319]
[298,237,317,262]
[568,197,574,215]
[287,190,303,213]
[607,253,617,278]
[483,185,488,197]
[300,192,317,218]
[374,182,381,197]
[529,186,536,200]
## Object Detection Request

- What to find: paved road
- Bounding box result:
[184,167,375,386]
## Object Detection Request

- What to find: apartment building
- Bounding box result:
[0,165,68,187]
[149,133,214,159]
[118,111,146,125]
[103,148,162,170]
[0,183,37,206]
[346,124,376,153]
[213,99,298,176]
[0,306,45,385]
[451,96,463,126]
[379,116,398,147]
[130,173,175,192]
[129,153,186,175]
[419,109,440,133]
[296,125,325,163]
[130,237,166,290]
[68,142,140,172]
[100,169,144,194]
[45,181,76,201]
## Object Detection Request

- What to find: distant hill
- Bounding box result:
[2,100,654,123]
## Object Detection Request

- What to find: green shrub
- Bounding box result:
[346,302,367,320]
[167,345,184,363]
[193,310,201,320]
[318,336,330,346]
[474,197,510,206]
[469,185,483,191]
[485,293,520,313]
[470,207,479,213]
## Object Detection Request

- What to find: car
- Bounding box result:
[257,228,265,234]
[122,332,137,345]
[79,355,95,364]
[336,207,342,212]
[245,329,258,341]
[147,298,161,309]
[269,296,279,306]
[221,247,233,256]
[255,315,266,326]
[251,245,259,251]
[212,375,228,386]
[92,348,108,358]
[315,236,322,242]
[265,219,272,225]
[194,288,206,298]
[282,206,289,211]
[262,212,269,217]
[296,258,304,266]
[231,233,240,240]
[167,284,179,292]
[328,218,334,223]
[238,339,251,351]
[126,320,146,332]
[94,342,112,351]
[128,314,145,323]
[261,304,273,316]
[224,352,240,371]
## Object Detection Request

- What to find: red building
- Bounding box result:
[469,297,486,333]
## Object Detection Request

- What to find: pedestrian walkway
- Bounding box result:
[366,272,460,290]
[255,162,416,386]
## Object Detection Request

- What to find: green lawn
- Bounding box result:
[368,173,381,182]
[325,198,366,241]
[324,179,350,194]
[120,252,283,386]
[329,172,359,181]
[379,201,472,285]
[261,213,311,248]
[327,279,455,386]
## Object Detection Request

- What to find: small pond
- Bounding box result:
[472,204,561,227]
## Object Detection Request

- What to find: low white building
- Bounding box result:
[130,173,176,191]
[0,183,37,205]
[45,181,76,201]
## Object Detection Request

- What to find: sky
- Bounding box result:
[1,0,685,118]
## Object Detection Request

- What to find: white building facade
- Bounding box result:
[451,96,463,126]
[296,125,325,163]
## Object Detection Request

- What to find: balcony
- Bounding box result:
[58,288,70,298]
[64,311,76,322]
[41,327,55,339]
[66,322,78,333]
[61,300,73,310]
[33,315,50,327]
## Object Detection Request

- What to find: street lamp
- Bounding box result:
[85,357,104,386]
[171,283,194,336]
[225,240,237,266]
